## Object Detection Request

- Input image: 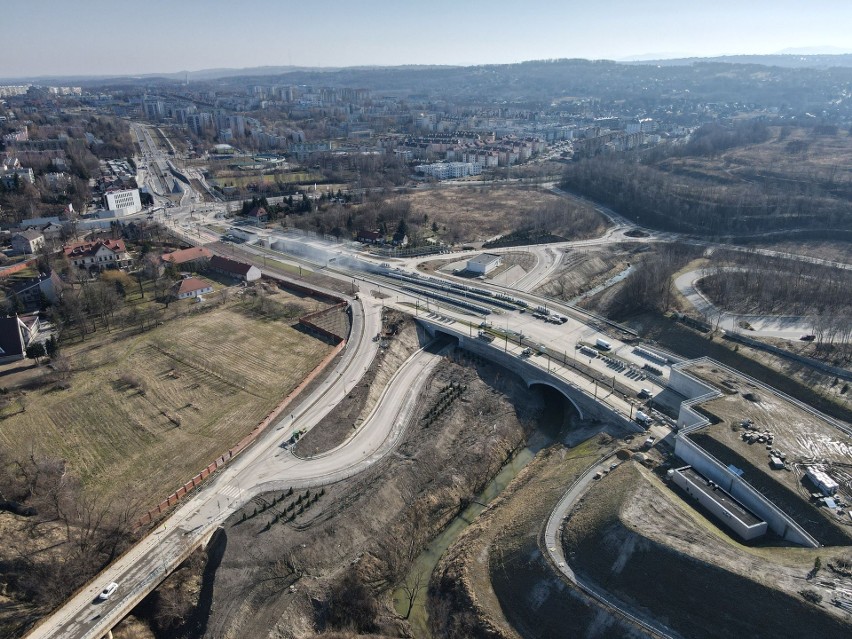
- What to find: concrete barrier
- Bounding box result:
[675,435,818,547]
[669,357,829,547]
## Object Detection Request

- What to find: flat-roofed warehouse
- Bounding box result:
[466,253,502,275]
[670,465,768,541]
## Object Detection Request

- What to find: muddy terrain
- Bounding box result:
[430,438,640,639]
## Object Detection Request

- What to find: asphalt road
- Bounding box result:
[543,454,678,639]
[673,268,821,340]
[33,125,850,638]
[26,294,386,639]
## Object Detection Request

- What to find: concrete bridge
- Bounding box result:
[417,317,640,430]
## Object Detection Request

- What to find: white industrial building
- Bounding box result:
[466,253,502,275]
[670,466,768,541]
[805,466,839,496]
[104,188,142,216]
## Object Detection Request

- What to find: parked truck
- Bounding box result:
[596,338,612,351]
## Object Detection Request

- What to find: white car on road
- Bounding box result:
[97,582,118,601]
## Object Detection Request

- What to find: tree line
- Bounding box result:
[561,126,852,237]
[0,450,137,632]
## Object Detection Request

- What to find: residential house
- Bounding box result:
[10,230,45,255]
[245,206,268,224]
[3,272,63,309]
[209,255,261,282]
[172,276,214,300]
[38,221,65,243]
[392,231,409,247]
[20,218,65,245]
[0,313,42,363]
[357,229,383,244]
[64,239,132,272]
[0,156,35,188]
[160,246,213,269]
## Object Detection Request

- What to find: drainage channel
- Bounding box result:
[392,444,538,636]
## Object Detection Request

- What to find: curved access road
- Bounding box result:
[673,268,819,340]
[543,456,679,639]
[27,297,451,639]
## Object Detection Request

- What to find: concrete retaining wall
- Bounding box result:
[674,435,818,547]
[299,301,349,344]
[669,366,716,400]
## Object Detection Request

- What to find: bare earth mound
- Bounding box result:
[561,463,852,638]
[430,437,641,639]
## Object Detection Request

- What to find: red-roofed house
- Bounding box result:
[64,239,132,272]
[209,255,261,282]
[245,206,268,223]
[172,276,214,300]
[161,246,213,267]
[357,229,382,244]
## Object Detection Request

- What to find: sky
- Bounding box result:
[3,0,852,78]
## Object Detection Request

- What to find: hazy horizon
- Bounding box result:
[3,0,852,79]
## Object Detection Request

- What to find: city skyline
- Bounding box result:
[3,0,852,79]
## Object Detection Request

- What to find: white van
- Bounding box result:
[635,410,652,426]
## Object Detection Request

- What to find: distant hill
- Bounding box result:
[627,54,852,69]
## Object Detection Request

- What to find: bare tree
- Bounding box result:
[398,569,426,620]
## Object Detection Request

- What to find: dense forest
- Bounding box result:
[561,123,852,237]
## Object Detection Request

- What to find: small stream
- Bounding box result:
[392,428,557,637]
[569,264,634,304]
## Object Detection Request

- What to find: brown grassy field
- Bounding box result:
[400,184,606,243]
[0,300,333,507]
[661,126,852,189]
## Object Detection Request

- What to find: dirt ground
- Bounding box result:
[401,184,606,243]
[128,350,549,638]
[0,290,335,638]
[681,361,852,545]
[295,312,423,456]
[661,126,852,192]
[429,434,642,639]
[536,243,644,302]
[561,462,852,637]
[687,361,852,472]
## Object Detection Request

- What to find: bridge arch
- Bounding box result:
[527,380,585,421]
